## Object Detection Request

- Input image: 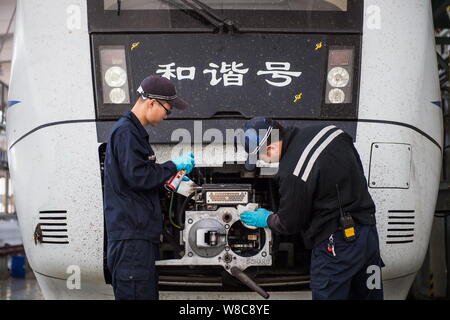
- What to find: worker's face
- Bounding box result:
[146,99,172,125]
[259,140,282,163]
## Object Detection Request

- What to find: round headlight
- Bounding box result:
[109,88,126,104]
[328,88,346,104]
[105,66,127,88]
[327,67,350,88]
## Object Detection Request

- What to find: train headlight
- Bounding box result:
[109,88,127,104]
[99,46,130,105]
[327,67,350,88]
[328,88,346,104]
[325,48,354,104]
[105,66,127,88]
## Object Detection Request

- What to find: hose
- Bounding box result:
[169,192,183,229]
[174,191,195,230]
[175,191,196,229]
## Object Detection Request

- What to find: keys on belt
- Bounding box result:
[327,234,336,257]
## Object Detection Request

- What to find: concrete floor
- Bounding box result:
[0,275,311,300]
[0,277,44,300]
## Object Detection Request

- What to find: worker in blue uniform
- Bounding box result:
[239,117,384,300]
[103,75,195,300]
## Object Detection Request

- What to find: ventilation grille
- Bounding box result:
[386,210,414,244]
[38,210,69,244]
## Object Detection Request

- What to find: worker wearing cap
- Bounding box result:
[239,117,384,300]
[103,75,195,300]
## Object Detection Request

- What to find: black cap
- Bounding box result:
[137,75,190,110]
[239,117,282,171]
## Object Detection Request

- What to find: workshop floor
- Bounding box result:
[0,277,44,300]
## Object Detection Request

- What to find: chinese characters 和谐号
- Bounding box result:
[155,61,302,87]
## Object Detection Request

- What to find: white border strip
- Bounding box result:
[301,129,344,182]
[293,125,336,176]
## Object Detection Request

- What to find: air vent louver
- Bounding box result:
[386,210,414,244]
[37,210,69,244]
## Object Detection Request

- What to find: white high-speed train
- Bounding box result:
[6,0,442,299]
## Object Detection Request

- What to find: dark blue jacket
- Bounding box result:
[103,111,177,243]
[267,125,376,249]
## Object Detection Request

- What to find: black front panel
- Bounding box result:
[91,33,361,122]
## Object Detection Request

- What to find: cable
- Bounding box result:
[176,191,196,229]
[168,192,183,229]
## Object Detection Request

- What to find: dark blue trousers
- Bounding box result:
[310,224,384,300]
[107,239,159,300]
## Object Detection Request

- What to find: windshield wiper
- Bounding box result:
[159,0,221,31]
[117,0,121,16]
[188,0,239,33]
[162,0,239,33]
[179,0,225,31]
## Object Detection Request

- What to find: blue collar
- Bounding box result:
[124,111,149,140]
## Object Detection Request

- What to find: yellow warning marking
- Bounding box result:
[315,42,323,51]
[294,93,303,103]
[131,42,141,50]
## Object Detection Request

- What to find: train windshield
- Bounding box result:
[89,0,361,32]
[103,0,348,11]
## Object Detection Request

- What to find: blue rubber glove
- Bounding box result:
[171,152,195,174]
[240,208,272,228]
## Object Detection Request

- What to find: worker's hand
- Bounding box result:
[240,208,272,228]
[171,152,195,174]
